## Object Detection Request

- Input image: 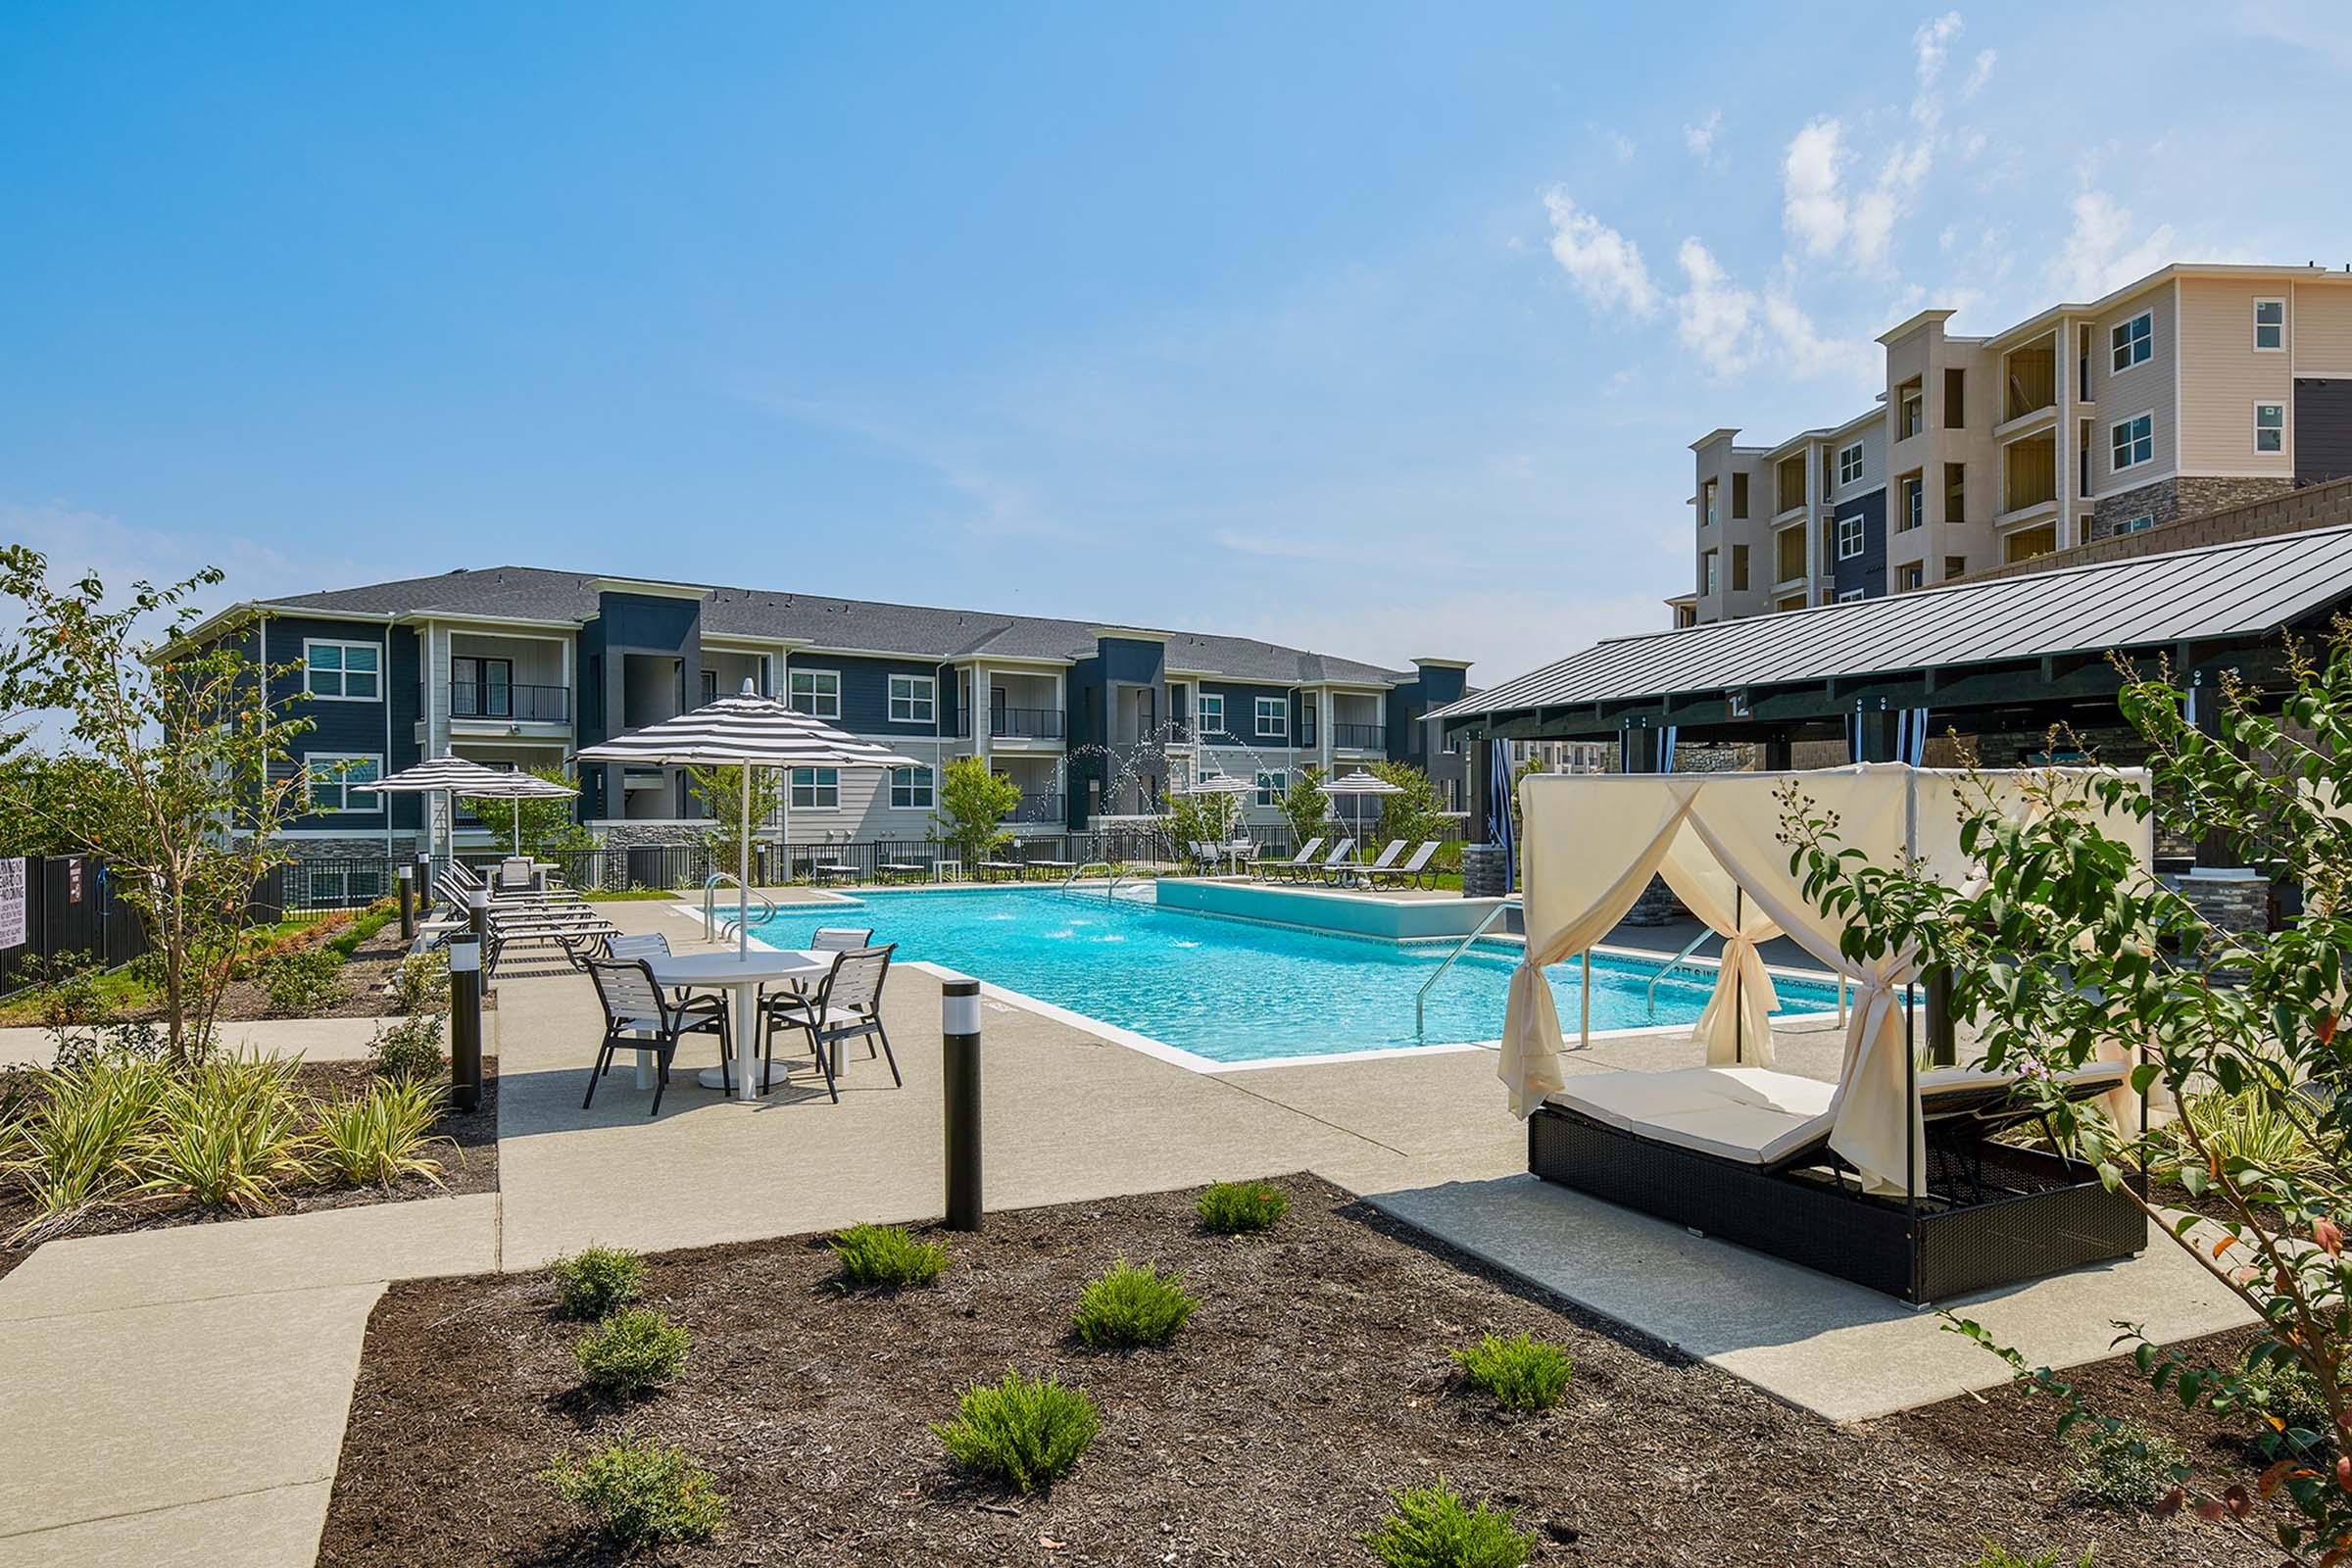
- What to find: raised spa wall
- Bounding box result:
[1154,879,1511,941]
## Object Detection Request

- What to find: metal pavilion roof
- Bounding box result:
[1432,523,2352,724]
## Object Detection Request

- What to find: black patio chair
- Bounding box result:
[759,944,898,1102]
[581,956,733,1114]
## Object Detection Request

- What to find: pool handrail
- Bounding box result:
[1413,896,1519,1037]
[1642,929,1713,1019]
[703,871,776,944]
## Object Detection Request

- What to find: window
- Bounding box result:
[2110,310,2152,372]
[1254,696,1288,740]
[1943,463,1966,524]
[1838,442,1864,487]
[1730,543,1749,592]
[2111,413,2154,471]
[1702,550,1718,595]
[2256,402,2285,454]
[2255,299,2285,352]
[1253,770,1287,808]
[1899,564,1923,591]
[787,669,839,718]
[1943,555,1967,579]
[1943,368,1966,428]
[1197,693,1224,740]
[1836,514,1864,560]
[305,753,381,813]
[304,640,380,701]
[1837,588,1866,603]
[1897,477,1923,533]
[451,656,513,718]
[888,764,935,809]
[699,667,718,705]
[2119,514,2156,534]
[1700,479,1717,526]
[1897,380,1924,441]
[790,767,839,808]
[1731,473,1749,519]
[888,673,936,724]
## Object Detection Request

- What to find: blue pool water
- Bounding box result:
[747,887,1842,1065]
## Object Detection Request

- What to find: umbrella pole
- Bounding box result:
[738,765,752,958]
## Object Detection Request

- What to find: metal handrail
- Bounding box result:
[1060,860,1116,898]
[717,892,778,943]
[702,873,743,941]
[1644,929,1714,1019]
[1415,898,1519,1036]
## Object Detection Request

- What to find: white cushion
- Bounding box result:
[1544,1067,1837,1164]
[1634,1103,1833,1165]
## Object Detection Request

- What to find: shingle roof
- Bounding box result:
[270,566,1413,687]
[1431,523,2352,721]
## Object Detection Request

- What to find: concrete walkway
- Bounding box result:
[0,1014,392,1069]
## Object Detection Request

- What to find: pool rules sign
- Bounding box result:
[0,858,24,951]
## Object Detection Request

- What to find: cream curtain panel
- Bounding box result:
[1501,763,2153,1196]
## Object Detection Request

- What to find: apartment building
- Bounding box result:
[184,566,1471,859]
[1686,263,2352,623]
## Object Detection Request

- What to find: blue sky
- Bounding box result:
[4,3,2348,685]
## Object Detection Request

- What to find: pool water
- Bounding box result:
[746,886,1841,1066]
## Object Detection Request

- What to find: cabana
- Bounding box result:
[1504,762,2151,1301]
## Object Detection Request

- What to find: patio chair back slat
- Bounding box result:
[820,945,894,1015]
[810,927,874,952]
[584,956,665,1028]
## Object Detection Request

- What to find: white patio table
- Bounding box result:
[643,949,829,1102]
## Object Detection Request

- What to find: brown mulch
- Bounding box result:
[317,1175,2276,1568]
[0,1055,498,1281]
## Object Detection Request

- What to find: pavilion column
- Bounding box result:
[1857,710,1902,763]
[1762,734,1792,770]
[2180,671,2269,951]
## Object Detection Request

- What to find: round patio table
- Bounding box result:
[643,949,829,1102]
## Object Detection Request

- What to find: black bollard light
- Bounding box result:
[943,976,983,1231]
[397,864,415,942]
[447,932,483,1112]
[414,850,434,916]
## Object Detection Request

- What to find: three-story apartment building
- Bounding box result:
[1685,262,2352,623]
[190,567,1471,860]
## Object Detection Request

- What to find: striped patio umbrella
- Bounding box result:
[457,769,577,858]
[1179,770,1253,843]
[1321,767,1402,863]
[574,680,918,955]
[370,757,515,863]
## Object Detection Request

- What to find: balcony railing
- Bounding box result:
[952,708,1065,739]
[1007,792,1064,823]
[1332,722,1386,751]
[450,681,568,723]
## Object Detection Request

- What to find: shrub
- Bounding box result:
[1974,1547,2093,1568]
[368,1013,446,1082]
[313,1077,449,1188]
[2154,1087,2327,1183]
[1449,1332,1573,1413]
[4,1054,167,1240]
[1070,1258,1199,1348]
[1362,1479,1533,1568]
[1196,1180,1289,1234]
[549,1245,646,1319]
[933,1369,1100,1493]
[134,1054,311,1211]
[574,1307,690,1396]
[2062,1419,2187,1507]
[2223,1351,2333,1442]
[258,948,347,1017]
[389,949,450,1016]
[540,1434,726,1545]
[325,902,397,959]
[829,1221,949,1290]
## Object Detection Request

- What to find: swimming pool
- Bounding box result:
[743,886,1841,1068]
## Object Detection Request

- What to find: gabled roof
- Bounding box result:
[1431,524,2352,722]
[266,566,1415,687]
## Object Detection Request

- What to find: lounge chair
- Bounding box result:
[1257,838,1323,881]
[1529,1060,2143,1301]
[1027,853,1077,881]
[812,859,861,885]
[878,857,929,884]
[977,849,1026,882]
[1284,838,1353,884]
[1367,841,1443,889]
[1326,839,1405,885]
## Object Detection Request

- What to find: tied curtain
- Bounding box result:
[1498,763,2154,1197]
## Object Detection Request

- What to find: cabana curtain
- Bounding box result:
[1501,763,2152,1196]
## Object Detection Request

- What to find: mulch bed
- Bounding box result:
[318,1175,2276,1567]
[0,1055,497,1282]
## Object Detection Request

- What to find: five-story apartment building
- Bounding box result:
[1685,263,2352,623]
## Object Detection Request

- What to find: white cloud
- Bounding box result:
[1543,189,1658,317]
[1913,12,1963,101]
[1961,48,1996,99]
[1673,240,1758,376]
[2053,189,2177,299]
[1785,16,1965,270]
[1782,119,1849,257]
[1602,127,1637,163]
[1683,109,1723,165]
[1761,287,1876,385]
[1263,588,1668,690]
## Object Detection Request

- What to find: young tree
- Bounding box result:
[933,758,1020,868]
[1280,765,1329,849]
[1778,631,2352,1563]
[1370,760,1445,849]
[467,762,596,861]
[0,551,312,1064]
[684,763,780,874]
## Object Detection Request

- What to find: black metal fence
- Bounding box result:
[0,856,148,998]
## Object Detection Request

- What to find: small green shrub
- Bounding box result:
[1362,1478,1534,1568]
[368,1013,446,1082]
[326,902,397,959]
[540,1434,727,1544]
[2062,1419,2187,1507]
[1195,1179,1289,1234]
[5,1054,167,1239]
[314,1077,449,1188]
[1070,1258,1199,1348]
[549,1245,647,1319]
[574,1307,690,1396]
[933,1369,1100,1493]
[829,1221,949,1290]
[1974,1546,2094,1568]
[1449,1332,1573,1413]
[135,1054,312,1211]
[258,948,348,1017]
[2226,1351,2333,1440]
[390,949,450,1016]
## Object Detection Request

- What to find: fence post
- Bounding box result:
[942,976,983,1231]
[447,933,483,1113]
[397,865,415,942]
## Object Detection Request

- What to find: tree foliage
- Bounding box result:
[685,762,780,872]
[1370,760,1446,850]
[933,758,1020,867]
[466,762,593,860]
[1778,628,2352,1562]
[1280,764,1329,848]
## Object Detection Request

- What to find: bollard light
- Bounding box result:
[942,976,983,1231]
[447,934,484,1113]
[396,865,415,942]
[414,851,434,915]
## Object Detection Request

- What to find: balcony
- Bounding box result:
[954,707,1065,740]
[1332,722,1386,752]
[450,681,568,724]
[2001,338,2057,424]
[1006,792,1065,823]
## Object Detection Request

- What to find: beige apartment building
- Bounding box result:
[1679,263,2352,625]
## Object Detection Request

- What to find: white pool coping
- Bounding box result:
[664,892,1854,1077]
